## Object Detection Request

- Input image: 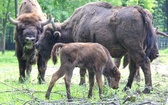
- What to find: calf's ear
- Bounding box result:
[54,31,61,39]
[112,66,118,74]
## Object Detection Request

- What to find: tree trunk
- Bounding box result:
[166,0,168,31]
[1,0,11,54]
[15,0,18,18]
[2,19,6,54]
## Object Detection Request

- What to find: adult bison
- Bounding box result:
[7,0,51,83]
[35,2,158,93]
[117,28,168,81]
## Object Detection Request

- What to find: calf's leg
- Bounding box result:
[95,70,103,99]
[88,70,95,98]
[79,68,86,85]
[64,68,74,102]
[45,65,67,100]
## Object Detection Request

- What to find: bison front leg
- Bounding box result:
[88,70,95,98]
[79,68,86,85]
[25,61,32,80]
[134,68,140,82]
[123,58,139,91]
[141,58,152,93]
[18,55,27,83]
[114,58,121,68]
[37,54,46,84]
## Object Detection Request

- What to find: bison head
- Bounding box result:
[8,12,51,46]
[8,13,51,60]
[148,28,159,62]
[35,23,61,61]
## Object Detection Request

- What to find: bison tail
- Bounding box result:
[51,43,65,65]
[135,6,156,57]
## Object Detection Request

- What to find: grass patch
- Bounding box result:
[0,50,168,104]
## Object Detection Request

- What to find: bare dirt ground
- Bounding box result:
[31,56,168,84]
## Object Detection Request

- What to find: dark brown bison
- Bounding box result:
[118,28,168,81]
[45,42,121,101]
[7,0,51,83]
[36,2,158,93]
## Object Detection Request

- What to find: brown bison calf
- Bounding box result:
[45,42,121,101]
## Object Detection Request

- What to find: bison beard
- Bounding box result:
[36,2,158,93]
[8,0,51,83]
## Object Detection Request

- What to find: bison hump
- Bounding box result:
[85,1,112,9]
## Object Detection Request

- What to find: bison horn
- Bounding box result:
[41,14,52,27]
[157,31,168,38]
[51,18,57,31]
[7,12,19,25]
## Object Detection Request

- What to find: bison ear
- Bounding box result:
[54,31,61,38]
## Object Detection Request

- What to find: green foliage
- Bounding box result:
[37,0,157,22]
[1,0,168,51]
[124,0,157,12]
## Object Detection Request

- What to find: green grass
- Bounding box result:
[0,50,168,104]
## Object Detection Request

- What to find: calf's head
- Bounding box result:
[105,66,121,89]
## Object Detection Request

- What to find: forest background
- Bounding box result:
[0,0,168,54]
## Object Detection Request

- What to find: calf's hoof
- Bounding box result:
[45,93,50,100]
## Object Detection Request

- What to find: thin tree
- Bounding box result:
[1,0,11,54]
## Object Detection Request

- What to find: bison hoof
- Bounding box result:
[38,76,45,84]
[142,87,152,94]
[19,77,26,83]
[122,86,130,92]
[38,79,45,84]
[79,79,85,85]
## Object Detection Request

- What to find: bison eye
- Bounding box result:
[45,31,51,36]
